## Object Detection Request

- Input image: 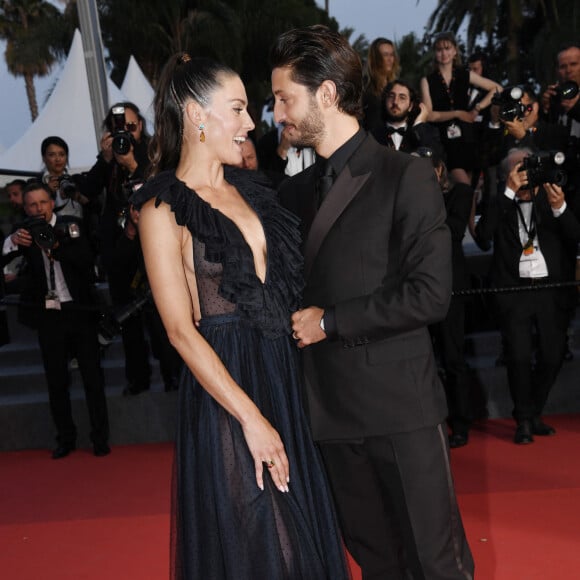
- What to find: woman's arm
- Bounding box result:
[469,71,502,111]
[420,76,474,123]
[138,198,289,492]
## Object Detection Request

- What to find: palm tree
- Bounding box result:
[426,0,565,83]
[0,0,68,120]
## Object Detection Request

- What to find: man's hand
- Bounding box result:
[507,161,530,196]
[503,116,527,140]
[100,132,114,163]
[545,182,565,210]
[11,228,33,248]
[561,91,580,113]
[541,84,558,115]
[291,306,326,348]
[114,148,138,174]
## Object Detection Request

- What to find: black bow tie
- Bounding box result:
[386,125,407,136]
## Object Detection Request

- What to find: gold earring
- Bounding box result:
[199,123,206,143]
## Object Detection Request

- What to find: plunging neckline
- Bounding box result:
[176,176,269,285]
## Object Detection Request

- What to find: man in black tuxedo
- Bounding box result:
[371,79,442,157]
[14,182,110,459]
[271,25,474,580]
[476,148,580,444]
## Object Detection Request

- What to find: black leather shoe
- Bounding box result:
[531,418,556,436]
[514,421,534,444]
[52,444,76,459]
[93,443,111,457]
[449,432,469,449]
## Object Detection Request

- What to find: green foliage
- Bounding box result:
[426,0,580,86]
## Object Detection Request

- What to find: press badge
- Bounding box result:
[521,245,538,262]
[447,123,462,139]
[45,292,61,310]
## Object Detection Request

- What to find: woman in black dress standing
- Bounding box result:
[420,32,501,186]
[133,54,349,580]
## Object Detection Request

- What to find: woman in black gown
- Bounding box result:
[133,54,349,580]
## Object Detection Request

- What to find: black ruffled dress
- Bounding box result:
[132,168,349,580]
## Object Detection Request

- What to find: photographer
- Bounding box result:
[540,44,580,211]
[108,204,182,395]
[498,85,569,158]
[13,182,109,459]
[79,102,150,275]
[475,148,580,444]
[41,136,88,220]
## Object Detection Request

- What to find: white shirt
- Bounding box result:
[504,187,563,278]
[386,122,407,151]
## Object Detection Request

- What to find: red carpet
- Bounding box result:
[2,415,580,579]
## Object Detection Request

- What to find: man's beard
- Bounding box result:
[286,96,325,149]
[385,108,410,123]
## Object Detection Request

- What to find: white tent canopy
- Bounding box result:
[120,55,155,132]
[0,29,127,179]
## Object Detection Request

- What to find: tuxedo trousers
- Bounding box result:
[37,304,109,447]
[319,424,474,580]
[495,286,569,421]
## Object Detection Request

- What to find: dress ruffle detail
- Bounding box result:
[131,167,303,339]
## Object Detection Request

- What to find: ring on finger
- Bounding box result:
[265,459,275,469]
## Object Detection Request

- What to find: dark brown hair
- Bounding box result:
[148,54,237,175]
[270,25,363,119]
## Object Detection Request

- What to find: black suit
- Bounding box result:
[431,183,476,434]
[280,133,474,579]
[476,188,580,422]
[19,216,109,448]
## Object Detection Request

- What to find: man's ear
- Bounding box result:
[318,80,338,109]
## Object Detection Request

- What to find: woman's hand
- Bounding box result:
[455,109,477,123]
[241,414,290,493]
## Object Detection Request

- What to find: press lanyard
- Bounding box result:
[44,249,57,296]
[515,201,536,255]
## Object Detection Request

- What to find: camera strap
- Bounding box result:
[515,201,537,255]
[43,249,61,309]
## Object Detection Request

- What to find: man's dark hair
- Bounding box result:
[270,25,363,119]
[103,101,150,138]
[22,181,52,203]
[6,179,26,190]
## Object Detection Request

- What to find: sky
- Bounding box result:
[0,0,439,152]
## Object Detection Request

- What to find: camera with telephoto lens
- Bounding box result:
[110,105,133,155]
[519,151,567,190]
[491,86,528,122]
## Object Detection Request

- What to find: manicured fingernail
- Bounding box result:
[278,485,286,493]
[258,484,264,491]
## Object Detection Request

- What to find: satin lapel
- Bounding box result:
[304,165,371,280]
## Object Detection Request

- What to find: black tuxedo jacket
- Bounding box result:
[280,134,451,440]
[19,216,97,325]
[371,121,443,157]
